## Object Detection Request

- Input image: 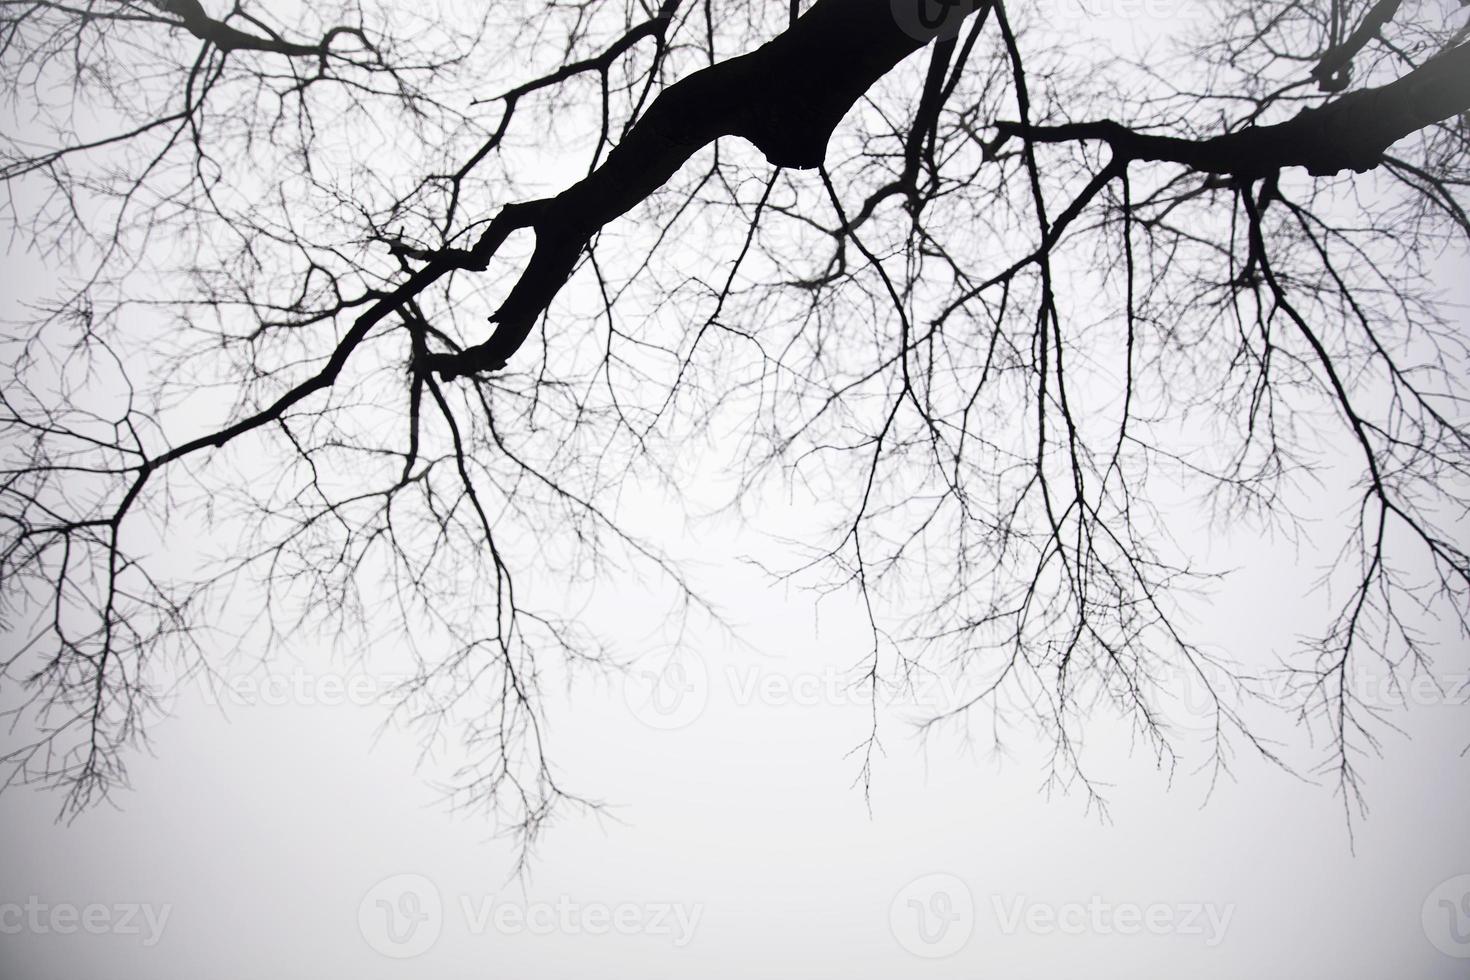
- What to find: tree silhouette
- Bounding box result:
[2,0,1467,849]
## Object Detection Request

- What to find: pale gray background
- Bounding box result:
[3,1,1469,976]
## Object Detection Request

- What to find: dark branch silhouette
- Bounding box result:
[2,0,1467,850]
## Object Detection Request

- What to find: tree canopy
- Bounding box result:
[2,0,1468,846]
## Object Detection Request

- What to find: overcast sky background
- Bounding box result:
[2,298,1466,976]
[3,1,1470,977]
[1,478,1467,978]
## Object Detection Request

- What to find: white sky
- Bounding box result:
[3,2,1470,977]
[3,349,1468,975]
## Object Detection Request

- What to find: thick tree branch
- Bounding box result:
[427,0,986,380]
[1311,0,1402,92]
[998,40,1470,178]
[151,0,366,56]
